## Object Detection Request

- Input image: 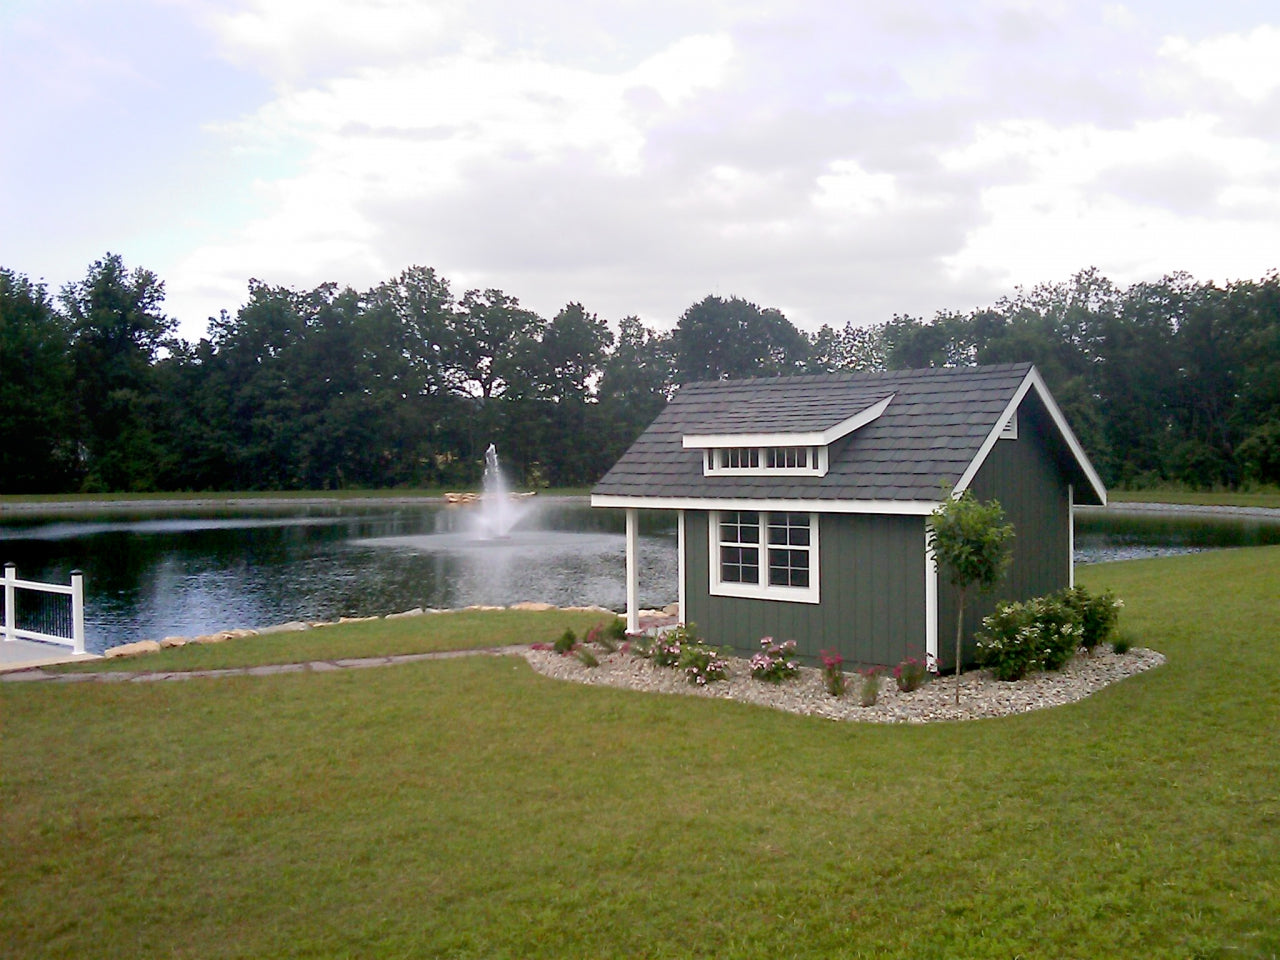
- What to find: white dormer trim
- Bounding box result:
[681,394,894,450]
[703,445,829,477]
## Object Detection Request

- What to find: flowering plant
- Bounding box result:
[893,654,928,692]
[977,594,1085,680]
[750,637,800,683]
[680,642,730,685]
[637,623,700,668]
[819,649,846,697]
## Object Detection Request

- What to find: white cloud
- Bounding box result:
[198,0,464,82]
[940,113,1280,290]
[1160,24,1280,102]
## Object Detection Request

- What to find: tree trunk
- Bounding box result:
[954,588,966,705]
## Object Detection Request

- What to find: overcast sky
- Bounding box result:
[2,0,1279,342]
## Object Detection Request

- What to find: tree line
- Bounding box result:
[2,255,1278,494]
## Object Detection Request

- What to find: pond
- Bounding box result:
[1,498,1275,655]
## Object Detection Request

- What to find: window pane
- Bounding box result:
[768,547,809,587]
[768,512,809,546]
[721,545,759,584]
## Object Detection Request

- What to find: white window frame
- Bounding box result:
[703,445,828,477]
[708,510,820,604]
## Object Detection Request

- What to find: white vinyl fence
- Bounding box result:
[1,564,86,655]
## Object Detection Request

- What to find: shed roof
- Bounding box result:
[591,363,1107,508]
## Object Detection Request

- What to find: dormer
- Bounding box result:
[682,393,894,478]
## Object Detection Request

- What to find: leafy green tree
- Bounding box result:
[928,491,1015,704]
[540,302,613,403]
[598,316,675,461]
[674,295,809,382]
[448,288,544,401]
[0,269,75,491]
[807,321,886,372]
[369,265,456,398]
[61,253,176,491]
[883,312,974,369]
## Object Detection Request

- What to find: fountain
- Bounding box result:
[472,444,525,540]
[348,443,676,610]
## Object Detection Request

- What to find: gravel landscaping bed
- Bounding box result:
[523,643,1166,723]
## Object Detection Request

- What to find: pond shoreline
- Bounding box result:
[4,494,1278,520]
[1076,502,1280,521]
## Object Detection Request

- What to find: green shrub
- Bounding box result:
[859,668,881,707]
[819,649,846,697]
[1063,586,1124,653]
[977,595,1085,680]
[680,642,730,686]
[893,654,928,692]
[576,647,600,668]
[976,602,1038,681]
[1112,634,1132,655]
[1031,594,1084,671]
[586,624,617,654]
[553,628,577,655]
[605,617,628,641]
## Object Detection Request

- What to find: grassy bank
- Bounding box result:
[4,548,1278,958]
[50,609,619,673]
[1109,487,1280,509]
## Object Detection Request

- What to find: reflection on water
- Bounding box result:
[0,500,676,654]
[0,499,1273,654]
[1074,508,1280,564]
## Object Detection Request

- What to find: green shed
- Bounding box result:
[590,363,1107,671]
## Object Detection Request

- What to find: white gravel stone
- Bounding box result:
[522,643,1166,723]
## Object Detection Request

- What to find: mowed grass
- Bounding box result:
[50,610,619,673]
[1109,487,1280,509]
[4,550,1279,958]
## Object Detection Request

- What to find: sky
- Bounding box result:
[2,0,1279,343]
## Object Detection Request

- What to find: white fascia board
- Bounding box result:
[681,394,894,449]
[951,368,1108,506]
[591,493,940,516]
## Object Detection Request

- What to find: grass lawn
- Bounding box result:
[48,610,620,674]
[1109,487,1280,510]
[4,549,1278,958]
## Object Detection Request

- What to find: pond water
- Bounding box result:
[0,499,1274,654]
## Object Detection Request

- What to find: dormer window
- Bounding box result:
[705,445,825,476]
[682,392,894,480]
[718,447,760,469]
[767,446,812,469]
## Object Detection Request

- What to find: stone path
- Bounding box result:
[0,645,531,684]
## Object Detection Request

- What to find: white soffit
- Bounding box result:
[682,394,894,449]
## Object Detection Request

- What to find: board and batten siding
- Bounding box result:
[935,392,1072,670]
[684,510,927,667]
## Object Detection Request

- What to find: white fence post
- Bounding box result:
[71,570,86,655]
[3,563,14,644]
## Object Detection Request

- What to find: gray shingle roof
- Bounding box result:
[593,363,1074,503]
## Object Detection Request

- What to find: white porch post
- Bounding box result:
[1068,483,1076,588]
[71,569,86,655]
[625,508,640,634]
[676,510,686,623]
[924,527,939,670]
[3,563,14,643]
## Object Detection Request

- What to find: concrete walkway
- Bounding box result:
[0,645,532,684]
[0,638,100,673]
